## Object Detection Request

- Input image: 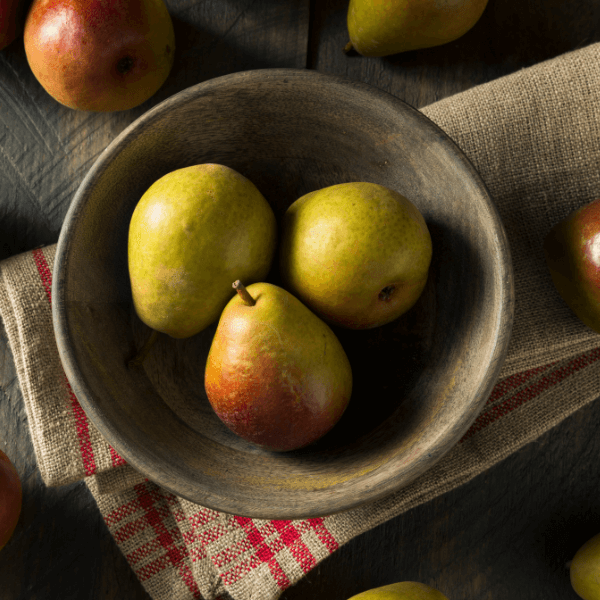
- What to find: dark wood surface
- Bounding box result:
[1,0,599,598]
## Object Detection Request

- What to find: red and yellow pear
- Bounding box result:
[205,281,353,452]
[0,448,22,551]
[23,0,175,111]
[544,198,600,333]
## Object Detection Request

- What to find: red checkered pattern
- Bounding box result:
[95,478,344,599]
[461,348,600,441]
[32,247,127,476]
[30,245,600,599]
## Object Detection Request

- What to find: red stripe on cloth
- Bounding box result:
[185,508,228,568]
[219,548,263,586]
[109,445,127,467]
[126,526,184,565]
[307,517,338,553]
[62,373,97,475]
[188,545,208,564]
[135,548,195,583]
[134,482,202,598]
[104,498,139,527]
[484,361,556,404]
[113,511,163,544]
[187,507,221,530]
[233,516,291,591]
[112,505,185,548]
[272,520,316,573]
[104,494,162,528]
[195,522,231,553]
[266,558,290,591]
[32,249,98,476]
[461,346,600,441]
[211,528,269,570]
[32,248,52,302]
[166,498,209,563]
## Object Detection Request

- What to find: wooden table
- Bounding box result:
[1,1,600,598]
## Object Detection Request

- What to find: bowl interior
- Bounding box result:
[53,69,513,519]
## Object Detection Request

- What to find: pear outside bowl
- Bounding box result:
[52,69,514,520]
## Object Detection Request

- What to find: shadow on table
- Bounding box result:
[308,0,600,106]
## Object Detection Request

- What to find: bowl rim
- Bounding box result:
[52,67,515,519]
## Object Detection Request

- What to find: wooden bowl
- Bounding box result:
[52,69,514,519]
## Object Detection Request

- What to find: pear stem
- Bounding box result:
[128,329,159,369]
[343,41,354,54]
[233,280,256,306]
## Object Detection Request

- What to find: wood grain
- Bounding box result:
[1,0,600,598]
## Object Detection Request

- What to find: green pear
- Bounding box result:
[128,164,277,339]
[570,532,600,600]
[347,582,449,600]
[345,0,489,57]
[204,281,353,452]
[279,182,432,330]
[543,198,600,334]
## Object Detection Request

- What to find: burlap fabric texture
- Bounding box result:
[2,41,600,600]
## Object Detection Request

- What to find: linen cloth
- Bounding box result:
[3,42,600,600]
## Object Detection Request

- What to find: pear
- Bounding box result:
[0,450,23,550]
[345,0,489,57]
[347,582,449,600]
[204,281,353,452]
[0,448,21,551]
[543,198,600,334]
[24,0,175,111]
[570,532,600,600]
[128,164,277,341]
[0,0,27,51]
[279,182,432,330]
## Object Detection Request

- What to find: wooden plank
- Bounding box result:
[0,1,309,598]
